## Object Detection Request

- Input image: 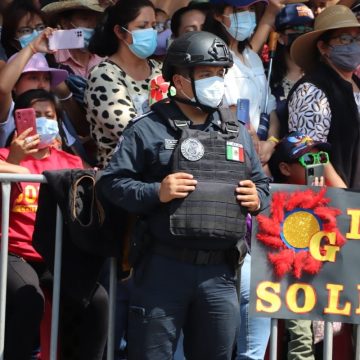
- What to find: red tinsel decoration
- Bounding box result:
[257,189,345,278]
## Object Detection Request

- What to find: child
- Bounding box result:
[1,89,108,360]
[268,130,341,360]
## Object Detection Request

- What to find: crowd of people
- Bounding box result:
[0,0,359,359]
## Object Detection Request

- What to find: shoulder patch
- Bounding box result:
[129,110,155,125]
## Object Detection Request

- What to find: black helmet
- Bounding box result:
[162,31,233,82]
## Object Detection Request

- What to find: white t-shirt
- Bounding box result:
[223,48,276,131]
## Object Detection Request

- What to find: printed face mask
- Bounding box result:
[154,28,172,56]
[224,11,256,42]
[328,42,360,72]
[78,27,95,48]
[18,30,40,49]
[36,116,59,149]
[122,27,157,59]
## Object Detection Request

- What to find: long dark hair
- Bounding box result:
[88,0,155,57]
[270,43,287,89]
[202,4,250,54]
[1,0,46,58]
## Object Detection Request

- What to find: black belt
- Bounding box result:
[152,243,228,265]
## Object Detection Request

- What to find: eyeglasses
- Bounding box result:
[17,24,46,37]
[298,151,329,167]
[330,33,360,45]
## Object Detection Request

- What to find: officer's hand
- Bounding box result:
[159,172,197,203]
[235,180,260,213]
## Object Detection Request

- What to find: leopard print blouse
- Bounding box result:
[84,58,162,168]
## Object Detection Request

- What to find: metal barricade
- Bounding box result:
[0,174,116,360]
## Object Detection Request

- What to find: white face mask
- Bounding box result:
[224,11,257,41]
[194,76,225,109]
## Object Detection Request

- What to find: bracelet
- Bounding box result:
[267,136,279,144]
[28,43,36,55]
[58,92,73,102]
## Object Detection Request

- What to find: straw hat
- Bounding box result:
[291,5,360,71]
[42,0,104,15]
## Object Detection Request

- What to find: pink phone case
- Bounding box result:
[15,108,37,136]
[48,29,85,50]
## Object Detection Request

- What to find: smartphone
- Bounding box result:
[305,164,324,186]
[237,98,250,125]
[14,108,37,136]
[48,29,84,50]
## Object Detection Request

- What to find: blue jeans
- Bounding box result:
[128,253,239,360]
[236,253,270,360]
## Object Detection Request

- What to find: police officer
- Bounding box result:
[97,31,270,360]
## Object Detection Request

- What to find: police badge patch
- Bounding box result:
[181,138,204,161]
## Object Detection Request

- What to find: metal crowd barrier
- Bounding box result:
[0,174,359,360]
[0,174,117,360]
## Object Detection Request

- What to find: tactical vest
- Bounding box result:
[152,101,250,243]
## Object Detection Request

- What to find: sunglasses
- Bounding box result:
[298,151,329,167]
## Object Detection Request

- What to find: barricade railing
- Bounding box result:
[0,174,359,360]
[0,173,117,360]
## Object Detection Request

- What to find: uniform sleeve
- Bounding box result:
[96,125,161,214]
[243,127,270,214]
[288,82,331,142]
[84,63,137,161]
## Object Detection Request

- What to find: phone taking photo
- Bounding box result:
[14,108,37,137]
[305,164,324,186]
[48,29,85,50]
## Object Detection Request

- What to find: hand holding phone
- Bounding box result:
[15,108,37,136]
[48,29,84,50]
[306,164,325,186]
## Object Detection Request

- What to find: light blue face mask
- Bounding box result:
[78,27,95,48]
[18,30,40,49]
[36,117,59,149]
[122,27,157,59]
[224,11,256,41]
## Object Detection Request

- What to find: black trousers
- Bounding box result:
[5,254,109,360]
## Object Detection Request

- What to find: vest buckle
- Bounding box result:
[225,123,239,134]
[174,119,189,129]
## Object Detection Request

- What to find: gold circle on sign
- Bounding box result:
[282,211,320,249]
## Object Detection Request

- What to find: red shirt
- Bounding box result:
[0,148,83,261]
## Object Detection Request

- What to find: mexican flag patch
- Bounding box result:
[226,142,244,162]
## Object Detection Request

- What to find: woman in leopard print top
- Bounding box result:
[84,0,161,168]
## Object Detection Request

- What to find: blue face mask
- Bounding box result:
[329,42,360,72]
[224,11,256,41]
[36,117,59,149]
[18,30,40,49]
[122,27,157,59]
[78,27,95,48]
